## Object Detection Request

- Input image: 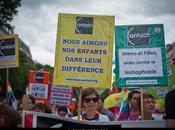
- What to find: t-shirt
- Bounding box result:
[137,115,156,120]
[72,113,109,122]
[0,103,21,128]
[129,112,140,120]
[165,89,175,119]
[101,108,115,121]
[118,112,140,121]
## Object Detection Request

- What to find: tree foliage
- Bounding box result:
[0,50,54,99]
[0,0,55,99]
[0,51,32,98]
[0,0,21,32]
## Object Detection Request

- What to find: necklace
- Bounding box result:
[81,111,100,121]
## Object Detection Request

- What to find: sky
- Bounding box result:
[12,0,175,67]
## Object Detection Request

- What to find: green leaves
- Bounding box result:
[0,0,21,32]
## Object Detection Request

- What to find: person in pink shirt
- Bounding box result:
[128,90,141,120]
[118,90,141,121]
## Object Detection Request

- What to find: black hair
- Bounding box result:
[99,96,105,102]
[58,106,68,113]
[128,90,140,101]
[45,105,52,114]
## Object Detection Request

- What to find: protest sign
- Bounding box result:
[22,111,165,128]
[115,24,168,87]
[22,111,121,128]
[50,86,73,106]
[53,13,114,89]
[0,34,19,68]
[29,70,50,103]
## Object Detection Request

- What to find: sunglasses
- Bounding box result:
[84,97,99,103]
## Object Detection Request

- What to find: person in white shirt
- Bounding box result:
[72,88,109,122]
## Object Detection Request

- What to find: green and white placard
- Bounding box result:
[115,24,168,87]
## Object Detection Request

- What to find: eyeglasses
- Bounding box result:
[84,97,98,103]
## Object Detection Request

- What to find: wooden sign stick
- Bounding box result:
[77,87,83,120]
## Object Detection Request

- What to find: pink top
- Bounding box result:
[118,112,140,121]
[129,112,140,120]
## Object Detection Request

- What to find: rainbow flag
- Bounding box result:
[104,89,129,120]
[117,91,129,121]
[7,81,17,110]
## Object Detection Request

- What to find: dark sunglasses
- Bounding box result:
[84,97,99,103]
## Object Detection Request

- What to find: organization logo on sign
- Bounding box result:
[75,17,93,34]
[0,38,15,56]
[127,26,149,46]
[34,72,44,83]
[154,27,161,34]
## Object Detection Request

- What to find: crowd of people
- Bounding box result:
[0,78,175,128]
